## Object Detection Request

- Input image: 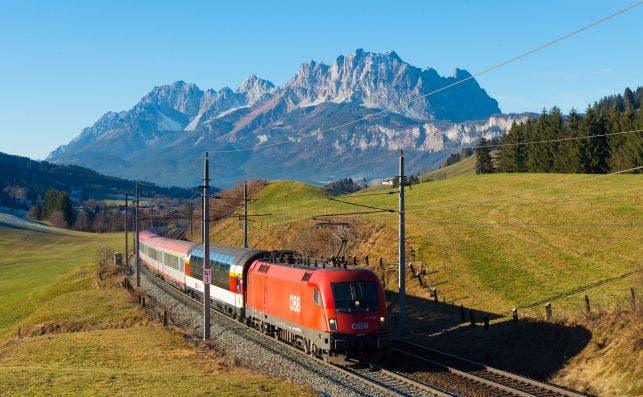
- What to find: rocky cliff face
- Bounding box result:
[48,50,526,187]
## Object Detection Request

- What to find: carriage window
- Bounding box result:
[313,288,322,306]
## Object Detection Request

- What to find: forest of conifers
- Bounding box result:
[490,87,642,174]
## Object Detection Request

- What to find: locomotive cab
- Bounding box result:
[318,272,391,361]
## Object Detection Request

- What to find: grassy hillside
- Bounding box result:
[211,173,642,316]
[420,155,476,181]
[0,216,312,396]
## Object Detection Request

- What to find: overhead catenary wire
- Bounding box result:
[403,220,643,228]
[313,210,394,218]
[326,197,396,213]
[197,1,641,156]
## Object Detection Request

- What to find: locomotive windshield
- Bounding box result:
[331,281,378,313]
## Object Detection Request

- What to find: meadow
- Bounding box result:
[0,219,313,396]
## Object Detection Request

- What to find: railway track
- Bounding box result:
[344,365,454,397]
[135,265,453,397]
[391,338,588,397]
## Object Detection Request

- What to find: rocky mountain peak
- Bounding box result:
[141,80,204,118]
[237,74,276,105]
[284,49,499,121]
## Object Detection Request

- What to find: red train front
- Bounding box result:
[246,258,391,362]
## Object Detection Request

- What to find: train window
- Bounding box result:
[313,288,322,306]
[190,256,203,280]
[330,281,378,313]
[209,259,231,290]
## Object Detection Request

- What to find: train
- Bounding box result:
[138,228,391,362]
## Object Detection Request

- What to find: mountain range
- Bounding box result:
[47,49,531,187]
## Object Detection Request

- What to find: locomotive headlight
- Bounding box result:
[379,316,386,324]
[328,318,338,330]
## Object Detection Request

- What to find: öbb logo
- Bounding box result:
[351,322,369,330]
[289,295,301,312]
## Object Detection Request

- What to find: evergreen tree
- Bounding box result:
[553,108,581,173]
[526,109,558,172]
[496,122,527,172]
[623,87,636,110]
[475,138,494,174]
[43,189,74,227]
[578,107,609,173]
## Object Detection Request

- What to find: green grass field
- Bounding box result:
[213,172,642,316]
[420,155,476,181]
[0,218,313,396]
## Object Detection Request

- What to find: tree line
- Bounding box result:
[475,87,642,174]
[0,151,193,209]
[325,178,368,194]
[27,188,186,232]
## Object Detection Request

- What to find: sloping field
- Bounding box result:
[211,173,642,316]
[420,155,476,181]
[0,215,313,396]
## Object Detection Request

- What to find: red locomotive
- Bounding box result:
[138,228,391,361]
[246,258,390,361]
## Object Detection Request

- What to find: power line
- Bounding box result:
[327,197,396,213]
[203,2,641,155]
[313,210,393,218]
[404,220,643,229]
[329,189,397,197]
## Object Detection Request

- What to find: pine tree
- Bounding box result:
[475,138,493,174]
[526,108,557,172]
[496,122,528,172]
[579,107,609,173]
[623,87,636,110]
[553,108,581,173]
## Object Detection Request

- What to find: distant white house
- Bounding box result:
[381,178,394,186]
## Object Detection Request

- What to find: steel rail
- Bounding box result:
[393,338,587,397]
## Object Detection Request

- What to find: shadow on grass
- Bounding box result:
[385,291,592,380]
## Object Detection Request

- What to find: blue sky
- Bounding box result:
[0,1,640,159]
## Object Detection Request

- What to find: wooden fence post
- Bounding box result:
[432,288,438,302]
[483,316,489,331]
[460,304,465,322]
[584,295,591,315]
[163,310,168,326]
[512,307,518,323]
[469,309,475,326]
[545,302,552,321]
[379,258,385,288]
